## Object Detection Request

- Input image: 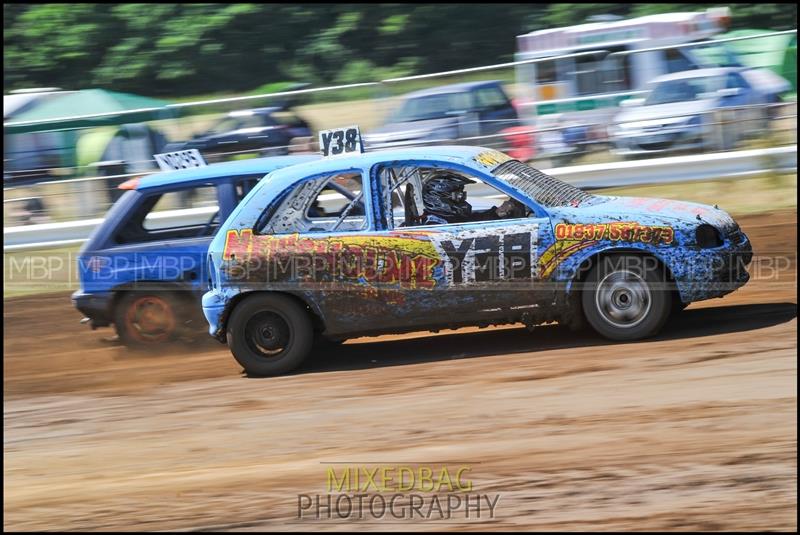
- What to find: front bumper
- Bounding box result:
[612,126,705,155]
[677,230,753,303]
[202,290,227,341]
[71,290,113,328]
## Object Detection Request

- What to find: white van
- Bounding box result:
[514,8,736,129]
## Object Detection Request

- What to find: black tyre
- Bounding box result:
[581,255,671,341]
[313,335,345,351]
[226,293,313,376]
[114,292,180,347]
[671,298,689,315]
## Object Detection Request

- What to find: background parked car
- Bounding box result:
[534,113,594,168]
[610,67,791,156]
[163,105,313,161]
[363,81,521,150]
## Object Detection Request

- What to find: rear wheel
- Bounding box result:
[226,294,313,376]
[581,255,671,341]
[114,292,179,347]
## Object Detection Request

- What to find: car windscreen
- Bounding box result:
[644,76,726,106]
[492,160,596,208]
[390,92,472,122]
[205,114,265,135]
[271,111,308,128]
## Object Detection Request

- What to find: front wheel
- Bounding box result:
[581,255,672,341]
[672,298,689,315]
[226,294,313,376]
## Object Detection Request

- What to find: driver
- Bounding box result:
[419,172,526,225]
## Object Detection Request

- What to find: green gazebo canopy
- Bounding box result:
[4,89,176,134]
[721,30,797,93]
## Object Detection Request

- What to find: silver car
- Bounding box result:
[610,67,789,156]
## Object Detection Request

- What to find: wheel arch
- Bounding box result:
[564,246,679,300]
[110,281,204,331]
[110,281,198,308]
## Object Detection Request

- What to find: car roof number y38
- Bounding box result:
[319,126,364,158]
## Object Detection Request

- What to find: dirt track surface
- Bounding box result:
[4,211,797,531]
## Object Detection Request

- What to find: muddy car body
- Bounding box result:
[202,145,752,375]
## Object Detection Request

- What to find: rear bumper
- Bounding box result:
[71,290,113,327]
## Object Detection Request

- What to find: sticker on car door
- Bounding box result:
[428,222,540,285]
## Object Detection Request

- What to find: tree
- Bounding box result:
[4,3,797,97]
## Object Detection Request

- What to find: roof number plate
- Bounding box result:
[153,149,207,172]
[319,126,363,158]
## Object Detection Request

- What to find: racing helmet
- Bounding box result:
[422,173,472,220]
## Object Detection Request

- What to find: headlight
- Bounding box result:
[696,224,723,248]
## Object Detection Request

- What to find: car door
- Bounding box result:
[721,72,756,133]
[436,219,545,306]
[253,167,402,335]
[473,85,519,138]
[367,162,552,331]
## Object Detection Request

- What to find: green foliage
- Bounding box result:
[3,3,797,98]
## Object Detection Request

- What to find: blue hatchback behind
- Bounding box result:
[71,154,317,346]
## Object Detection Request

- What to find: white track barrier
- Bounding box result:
[4,145,796,252]
[548,145,797,188]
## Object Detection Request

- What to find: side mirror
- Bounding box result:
[620,98,645,108]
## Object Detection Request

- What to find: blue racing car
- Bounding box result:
[72,154,317,346]
[202,128,752,375]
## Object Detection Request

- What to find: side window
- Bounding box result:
[307,173,364,219]
[377,164,530,229]
[258,171,368,234]
[209,117,241,135]
[599,48,632,93]
[726,73,748,90]
[239,115,268,129]
[273,111,309,128]
[474,87,509,110]
[574,54,601,96]
[234,175,263,202]
[536,59,557,84]
[116,184,219,243]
